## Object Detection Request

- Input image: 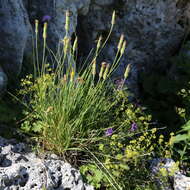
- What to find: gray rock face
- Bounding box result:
[0,137,94,190]
[0,0,30,78]
[79,0,186,95]
[0,0,90,93]
[25,0,90,50]
[0,0,190,95]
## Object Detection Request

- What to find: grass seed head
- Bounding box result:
[43,22,48,39]
[111,10,116,26]
[63,74,67,83]
[99,62,107,79]
[92,59,96,76]
[70,68,75,82]
[65,10,70,32]
[72,36,78,53]
[124,64,131,79]
[103,64,110,80]
[62,36,71,54]
[120,40,126,55]
[35,19,39,34]
[96,35,102,53]
[117,34,124,51]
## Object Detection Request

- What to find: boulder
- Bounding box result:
[0,0,30,78]
[174,173,190,190]
[0,136,94,190]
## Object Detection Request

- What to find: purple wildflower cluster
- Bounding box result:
[130,122,138,132]
[114,78,124,90]
[42,15,52,22]
[105,128,113,136]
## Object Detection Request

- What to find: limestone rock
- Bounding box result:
[174,173,190,190]
[80,0,186,95]
[25,0,90,51]
[0,0,30,78]
[0,136,94,190]
[0,0,190,95]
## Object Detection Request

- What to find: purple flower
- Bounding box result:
[115,78,124,90]
[105,128,113,136]
[130,122,138,132]
[42,15,52,22]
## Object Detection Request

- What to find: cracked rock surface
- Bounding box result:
[0,137,94,190]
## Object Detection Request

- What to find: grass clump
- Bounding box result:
[20,11,126,154]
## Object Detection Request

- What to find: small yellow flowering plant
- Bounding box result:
[80,89,174,190]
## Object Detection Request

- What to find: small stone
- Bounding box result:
[150,158,190,190]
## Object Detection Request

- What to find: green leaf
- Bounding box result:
[119,164,129,170]
[32,121,43,132]
[181,120,190,132]
[173,134,189,143]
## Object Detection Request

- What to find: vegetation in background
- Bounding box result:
[139,42,190,178]
[139,44,190,133]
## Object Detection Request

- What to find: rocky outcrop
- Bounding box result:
[79,0,187,95]
[0,0,190,95]
[0,0,30,79]
[0,136,93,190]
